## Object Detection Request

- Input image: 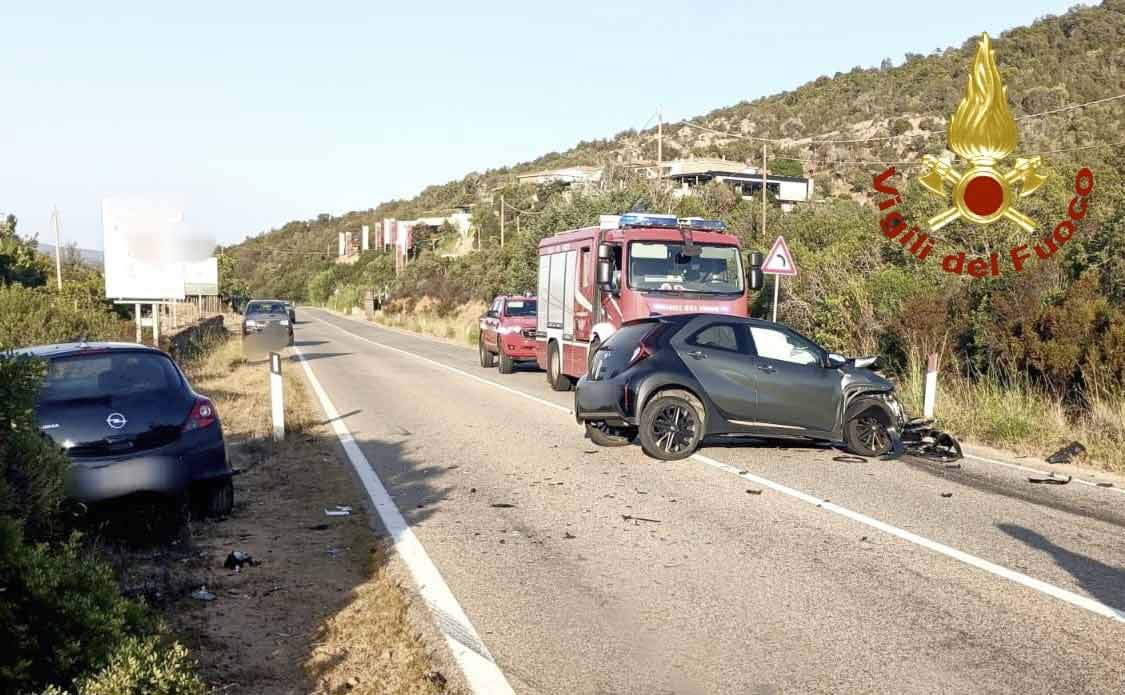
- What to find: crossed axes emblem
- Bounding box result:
[918,154,1047,233]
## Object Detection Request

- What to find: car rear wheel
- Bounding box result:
[498,339,515,374]
[639,392,705,461]
[197,477,234,518]
[845,408,892,457]
[547,342,571,392]
[585,420,636,447]
[479,335,496,368]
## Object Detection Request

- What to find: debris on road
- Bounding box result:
[307,523,330,531]
[941,492,953,498]
[424,670,448,689]
[1046,441,1086,464]
[191,586,216,602]
[622,514,661,525]
[746,488,763,495]
[563,532,576,539]
[490,502,517,508]
[900,419,963,462]
[224,551,259,571]
[833,455,866,463]
[324,505,353,517]
[1028,474,1072,485]
[1096,482,1115,488]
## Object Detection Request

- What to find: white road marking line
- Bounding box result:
[314,312,572,415]
[294,344,517,695]
[309,312,1125,625]
[962,452,1124,496]
[690,454,1125,624]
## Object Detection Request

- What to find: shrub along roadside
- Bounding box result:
[0,354,205,695]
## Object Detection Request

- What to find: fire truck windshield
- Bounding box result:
[627,242,743,294]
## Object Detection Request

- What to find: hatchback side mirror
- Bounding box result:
[827,353,847,368]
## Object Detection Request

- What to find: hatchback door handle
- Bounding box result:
[688,350,706,360]
[757,364,776,373]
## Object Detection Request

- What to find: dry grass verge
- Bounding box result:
[370,300,486,347]
[164,337,445,694]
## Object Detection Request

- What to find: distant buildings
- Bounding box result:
[338,209,473,270]
[516,165,604,188]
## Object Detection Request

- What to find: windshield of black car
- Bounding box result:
[40,352,182,403]
[504,299,537,316]
[247,302,286,315]
[627,242,743,294]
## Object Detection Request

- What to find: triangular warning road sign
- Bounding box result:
[762,235,798,277]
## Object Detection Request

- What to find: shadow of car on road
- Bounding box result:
[998,522,1125,613]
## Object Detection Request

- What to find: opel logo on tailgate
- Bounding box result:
[106,412,127,430]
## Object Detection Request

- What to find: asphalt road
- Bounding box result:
[294,308,1125,695]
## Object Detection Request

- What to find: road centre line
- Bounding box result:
[310,313,1125,624]
[294,343,517,695]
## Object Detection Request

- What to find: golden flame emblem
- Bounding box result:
[919,33,1046,232]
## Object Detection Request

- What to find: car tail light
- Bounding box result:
[183,397,218,431]
[627,324,666,368]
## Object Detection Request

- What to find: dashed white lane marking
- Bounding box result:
[962,452,1124,496]
[294,344,517,695]
[308,312,1125,624]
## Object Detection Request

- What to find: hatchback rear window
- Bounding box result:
[247,302,287,314]
[604,322,661,350]
[41,352,183,403]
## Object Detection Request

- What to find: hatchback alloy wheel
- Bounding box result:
[638,392,705,461]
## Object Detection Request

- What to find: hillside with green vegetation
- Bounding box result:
[224,2,1125,467]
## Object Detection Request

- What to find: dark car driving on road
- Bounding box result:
[242,299,294,345]
[575,314,904,460]
[25,342,234,515]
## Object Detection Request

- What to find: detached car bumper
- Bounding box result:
[66,437,231,504]
[574,375,633,426]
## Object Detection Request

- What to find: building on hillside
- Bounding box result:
[381,209,473,271]
[516,165,604,188]
[637,158,813,211]
[335,225,373,264]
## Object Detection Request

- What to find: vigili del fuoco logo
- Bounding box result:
[871,33,1094,278]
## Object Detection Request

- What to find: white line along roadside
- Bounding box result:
[962,452,1125,496]
[294,344,517,695]
[309,312,1125,624]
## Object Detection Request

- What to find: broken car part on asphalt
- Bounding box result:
[1046,441,1086,464]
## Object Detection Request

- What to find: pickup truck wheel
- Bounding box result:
[845,408,892,457]
[479,335,495,368]
[639,393,704,461]
[547,342,572,392]
[498,340,515,374]
[585,420,636,447]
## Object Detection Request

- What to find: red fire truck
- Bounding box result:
[535,213,762,390]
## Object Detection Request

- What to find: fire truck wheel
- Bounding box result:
[547,341,572,392]
[498,341,515,374]
[585,420,636,447]
[639,392,705,461]
[479,335,496,368]
[587,336,602,376]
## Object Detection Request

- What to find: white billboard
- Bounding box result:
[102,196,213,300]
[184,257,219,296]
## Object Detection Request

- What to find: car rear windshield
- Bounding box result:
[247,302,287,314]
[604,322,661,350]
[504,299,537,316]
[40,352,183,403]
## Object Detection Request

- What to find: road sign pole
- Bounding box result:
[772,275,780,323]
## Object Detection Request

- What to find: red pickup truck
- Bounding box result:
[478,295,538,374]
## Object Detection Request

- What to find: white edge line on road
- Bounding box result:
[310,312,1125,625]
[294,344,517,695]
[962,452,1125,496]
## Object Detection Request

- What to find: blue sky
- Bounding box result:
[1,1,1073,250]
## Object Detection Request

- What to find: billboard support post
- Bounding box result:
[152,303,160,346]
[135,303,142,344]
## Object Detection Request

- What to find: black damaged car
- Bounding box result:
[23,342,235,516]
[575,314,905,460]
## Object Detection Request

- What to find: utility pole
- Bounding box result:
[762,145,778,322]
[51,207,63,290]
[656,106,663,167]
[500,194,506,248]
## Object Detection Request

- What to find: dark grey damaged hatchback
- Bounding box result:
[575,314,905,461]
[23,342,234,516]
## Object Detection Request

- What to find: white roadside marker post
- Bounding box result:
[923,353,939,418]
[270,352,285,441]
